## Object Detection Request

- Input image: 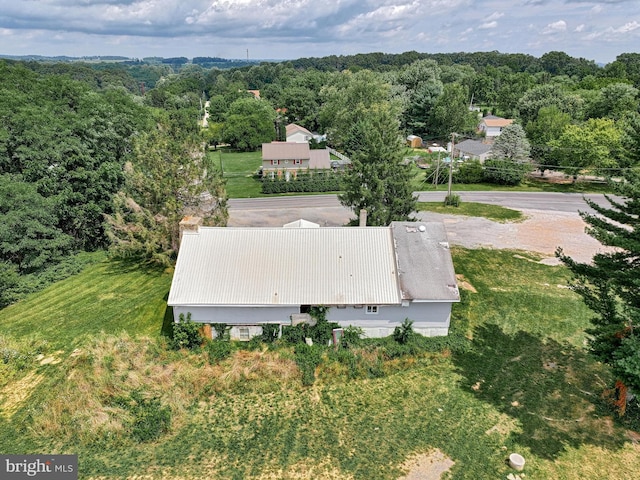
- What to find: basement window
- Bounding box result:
[365,305,379,314]
[238,327,250,341]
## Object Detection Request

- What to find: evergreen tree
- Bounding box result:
[338,102,417,226]
[556,171,640,400]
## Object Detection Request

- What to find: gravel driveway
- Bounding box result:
[228,204,607,265]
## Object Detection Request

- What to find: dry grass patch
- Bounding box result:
[251,457,355,480]
[0,371,45,418]
[397,449,455,480]
[31,333,299,444]
[537,443,640,479]
[455,274,477,293]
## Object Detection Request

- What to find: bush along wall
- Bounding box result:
[261,169,343,194]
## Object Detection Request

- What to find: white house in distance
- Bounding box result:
[286,123,313,143]
[478,115,514,141]
[286,123,326,144]
[167,220,460,340]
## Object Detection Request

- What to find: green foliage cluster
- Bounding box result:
[112,391,171,443]
[206,339,233,364]
[260,324,280,343]
[444,193,461,207]
[170,313,203,350]
[293,343,323,386]
[261,170,342,194]
[426,157,530,187]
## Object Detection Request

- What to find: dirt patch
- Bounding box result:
[456,274,477,293]
[397,449,454,480]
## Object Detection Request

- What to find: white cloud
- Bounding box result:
[484,11,504,22]
[479,21,498,29]
[542,20,567,34]
[614,20,640,33]
[0,0,636,64]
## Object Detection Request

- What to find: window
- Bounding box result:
[294,159,302,165]
[366,305,378,314]
[238,327,250,341]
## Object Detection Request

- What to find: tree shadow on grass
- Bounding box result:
[453,323,627,459]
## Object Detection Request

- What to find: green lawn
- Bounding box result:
[417,201,524,222]
[211,149,263,198]
[0,253,172,348]
[0,248,636,479]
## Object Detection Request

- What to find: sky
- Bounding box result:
[0,0,638,64]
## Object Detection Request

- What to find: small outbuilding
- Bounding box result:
[407,135,423,148]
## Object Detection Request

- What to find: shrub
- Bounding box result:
[211,323,230,341]
[260,323,280,343]
[170,313,202,350]
[483,159,531,185]
[454,159,485,184]
[424,162,450,185]
[444,193,460,207]
[206,339,233,364]
[341,326,364,348]
[393,318,415,345]
[282,324,306,344]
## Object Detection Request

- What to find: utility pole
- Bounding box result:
[447,133,455,199]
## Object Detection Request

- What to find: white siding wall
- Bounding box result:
[327,302,451,338]
[173,302,452,339]
[287,132,311,143]
[173,305,298,325]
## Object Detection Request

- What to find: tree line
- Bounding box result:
[0,61,226,307]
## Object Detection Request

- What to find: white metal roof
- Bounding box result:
[168,226,401,307]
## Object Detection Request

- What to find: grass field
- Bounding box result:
[0,249,637,479]
[417,202,524,222]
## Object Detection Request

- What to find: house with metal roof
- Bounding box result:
[167,221,459,340]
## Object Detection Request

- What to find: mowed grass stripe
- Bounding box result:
[0,259,172,347]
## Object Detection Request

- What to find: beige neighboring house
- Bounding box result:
[262,142,310,171]
[286,123,314,143]
[262,142,332,172]
[478,115,514,141]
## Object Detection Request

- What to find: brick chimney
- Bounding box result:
[179,216,202,243]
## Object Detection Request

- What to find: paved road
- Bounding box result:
[229,191,614,215]
[227,191,615,263]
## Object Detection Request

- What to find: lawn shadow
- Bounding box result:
[161,304,174,338]
[453,323,627,459]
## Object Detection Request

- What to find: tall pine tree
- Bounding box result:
[338,102,417,226]
[557,171,640,402]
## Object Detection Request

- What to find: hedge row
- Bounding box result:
[261,172,343,193]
